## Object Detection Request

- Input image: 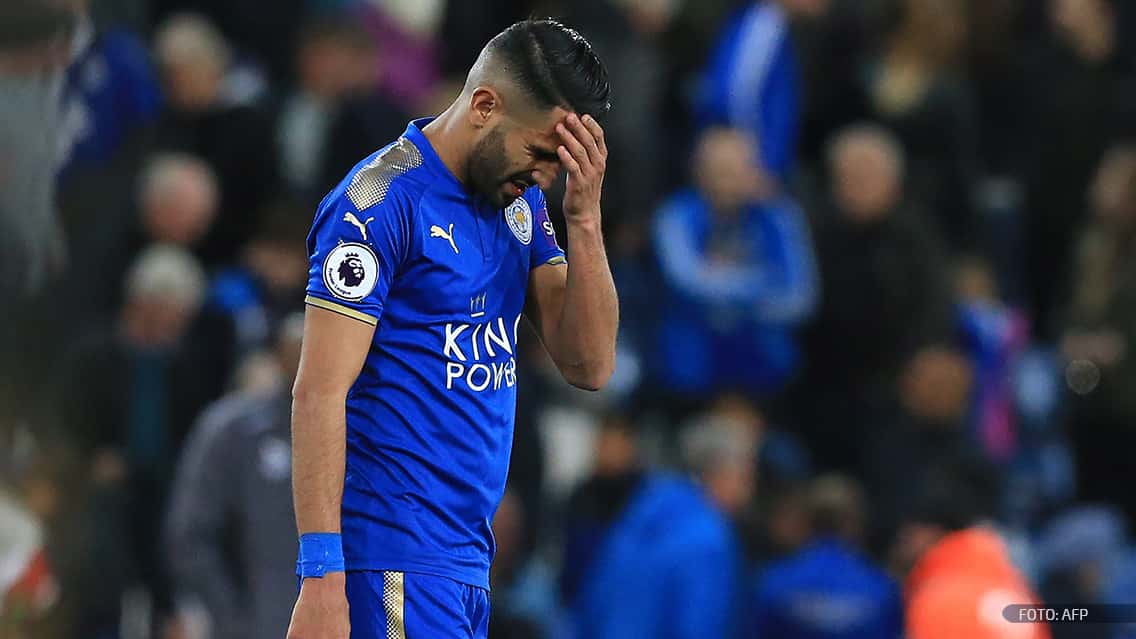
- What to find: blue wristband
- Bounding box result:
[296,532,345,578]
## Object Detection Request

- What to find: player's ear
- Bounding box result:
[468,87,499,129]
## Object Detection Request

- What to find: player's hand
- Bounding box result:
[556,113,606,224]
[286,573,349,639]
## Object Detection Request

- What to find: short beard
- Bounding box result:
[467,126,512,208]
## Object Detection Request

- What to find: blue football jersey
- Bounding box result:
[305,119,566,589]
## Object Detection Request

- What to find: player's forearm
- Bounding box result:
[290,388,347,535]
[556,216,618,390]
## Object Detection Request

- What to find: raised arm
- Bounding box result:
[525,113,618,391]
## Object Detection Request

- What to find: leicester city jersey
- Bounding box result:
[305,119,565,589]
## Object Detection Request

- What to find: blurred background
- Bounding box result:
[2,0,1136,637]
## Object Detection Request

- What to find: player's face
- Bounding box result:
[468,108,568,208]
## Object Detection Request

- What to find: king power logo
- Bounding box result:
[441,313,522,392]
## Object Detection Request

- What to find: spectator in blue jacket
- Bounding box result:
[651,127,818,398]
[750,474,904,639]
[571,413,752,639]
[698,0,824,181]
[59,1,162,179]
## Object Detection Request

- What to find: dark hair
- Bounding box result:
[489,19,612,119]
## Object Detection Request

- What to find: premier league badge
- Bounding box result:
[323,242,379,301]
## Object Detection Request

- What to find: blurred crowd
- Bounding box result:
[3,0,1136,637]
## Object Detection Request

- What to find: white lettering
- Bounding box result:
[485,317,512,356]
[441,316,523,392]
[492,360,508,390]
[491,357,518,390]
[446,361,464,389]
[467,364,492,391]
[444,324,469,361]
[471,324,482,360]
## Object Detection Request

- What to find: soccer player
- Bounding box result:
[286,19,617,639]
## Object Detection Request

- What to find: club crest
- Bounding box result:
[505,197,533,245]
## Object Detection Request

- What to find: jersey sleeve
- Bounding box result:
[528,188,566,269]
[305,188,413,326]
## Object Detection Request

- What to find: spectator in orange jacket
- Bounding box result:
[893,459,1050,639]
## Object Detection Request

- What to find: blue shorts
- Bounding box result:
[346,570,489,639]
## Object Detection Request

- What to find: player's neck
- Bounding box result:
[422,109,471,187]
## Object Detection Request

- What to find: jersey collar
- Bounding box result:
[404,118,467,196]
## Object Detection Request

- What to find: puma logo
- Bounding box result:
[343,212,374,240]
[430,223,459,254]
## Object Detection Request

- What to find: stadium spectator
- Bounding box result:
[205,202,309,359]
[864,346,978,545]
[698,0,820,181]
[0,0,73,325]
[683,394,812,565]
[55,245,230,636]
[317,67,411,197]
[150,0,306,86]
[749,474,904,639]
[153,13,280,268]
[570,413,749,639]
[165,313,302,639]
[710,393,812,490]
[744,485,810,565]
[0,0,76,423]
[1019,0,1136,337]
[277,15,407,198]
[58,38,165,329]
[276,15,370,195]
[137,152,219,247]
[651,127,818,401]
[799,123,952,473]
[559,413,644,607]
[895,459,1049,639]
[57,0,161,179]
[1061,144,1136,524]
[861,0,979,253]
[75,152,219,320]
